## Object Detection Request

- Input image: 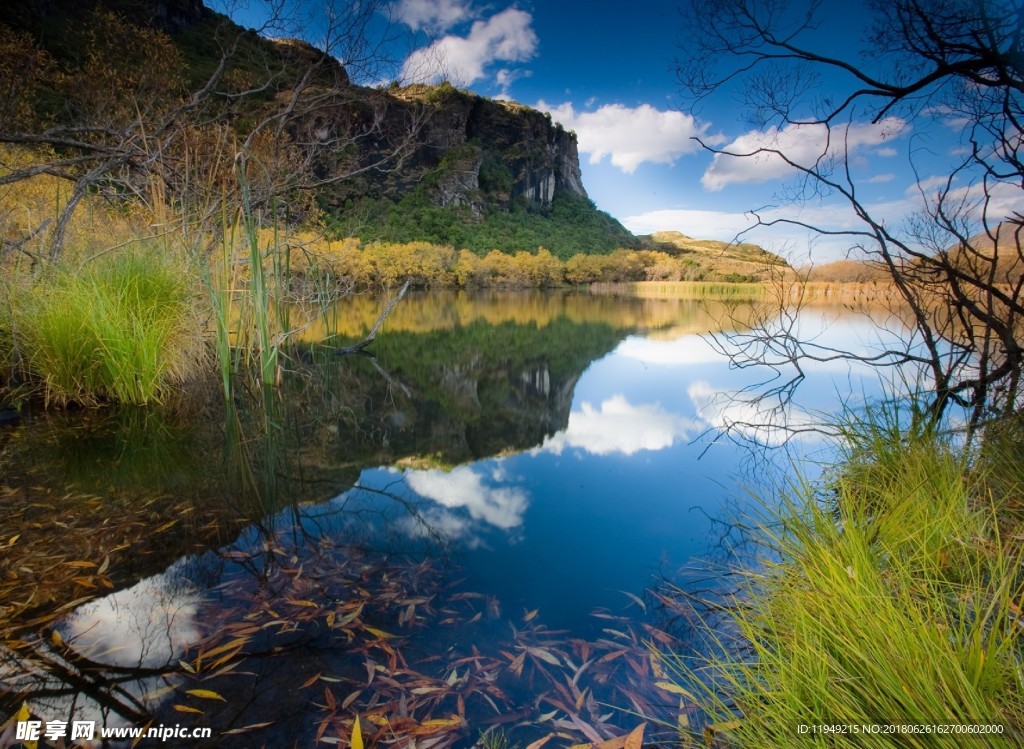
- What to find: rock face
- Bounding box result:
[2,0,214,34]
[145,0,211,32]
[339,85,590,214]
[3,0,601,228]
[465,97,588,206]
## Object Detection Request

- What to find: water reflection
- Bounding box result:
[291,289,757,342]
[0,291,904,746]
[403,465,530,532]
[60,560,206,670]
[540,395,701,456]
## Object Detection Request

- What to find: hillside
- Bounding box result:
[798,222,1022,285]
[638,230,789,281]
[0,0,801,268]
[0,0,634,258]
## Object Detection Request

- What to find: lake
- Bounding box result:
[0,289,902,747]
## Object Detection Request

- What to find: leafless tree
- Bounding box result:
[677,0,1024,435]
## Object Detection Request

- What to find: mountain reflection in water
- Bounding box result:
[0,291,901,747]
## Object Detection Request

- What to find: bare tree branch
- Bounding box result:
[678,0,1024,434]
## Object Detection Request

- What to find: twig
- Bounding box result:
[1,218,51,262]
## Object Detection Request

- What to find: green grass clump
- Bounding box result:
[0,283,15,383]
[14,250,205,405]
[665,409,1024,747]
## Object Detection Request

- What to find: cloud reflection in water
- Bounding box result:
[539,394,700,456]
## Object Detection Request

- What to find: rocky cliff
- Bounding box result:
[297,82,592,221]
[385,85,588,211]
[1,0,614,247]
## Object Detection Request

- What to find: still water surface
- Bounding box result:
[0,290,900,746]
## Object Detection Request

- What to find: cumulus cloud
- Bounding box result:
[622,208,760,242]
[623,202,862,259]
[392,0,473,32]
[921,179,1024,229]
[867,173,896,183]
[912,174,954,193]
[687,380,824,446]
[540,394,700,456]
[702,118,908,191]
[60,558,204,669]
[538,101,719,174]
[400,8,536,85]
[622,201,889,262]
[616,335,726,366]
[405,465,529,530]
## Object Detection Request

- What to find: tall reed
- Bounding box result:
[234,160,279,388]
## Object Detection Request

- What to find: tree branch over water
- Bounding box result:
[678,0,1024,433]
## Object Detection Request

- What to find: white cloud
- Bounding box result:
[622,207,760,242]
[867,173,896,183]
[687,380,824,446]
[935,180,1024,230]
[911,174,953,193]
[400,8,536,85]
[622,200,897,262]
[494,66,530,96]
[539,101,718,174]
[873,147,898,157]
[702,118,908,191]
[405,464,529,530]
[60,558,204,669]
[616,335,726,366]
[907,176,1023,228]
[622,203,861,262]
[626,177,1023,263]
[540,394,700,456]
[392,0,474,32]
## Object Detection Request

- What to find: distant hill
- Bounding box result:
[2,1,811,271]
[951,222,1024,283]
[798,221,1023,284]
[637,231,790,281]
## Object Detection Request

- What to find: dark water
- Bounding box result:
[0,290,900,747]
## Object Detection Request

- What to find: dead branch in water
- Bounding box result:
[335,280,410,355]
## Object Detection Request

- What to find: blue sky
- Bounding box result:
[217,0,1020,262]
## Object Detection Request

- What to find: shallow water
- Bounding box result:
[0,290,903,747]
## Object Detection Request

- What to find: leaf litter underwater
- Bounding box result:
[2,505,693,748]
[3,291,827,747]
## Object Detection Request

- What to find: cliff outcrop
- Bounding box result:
[344,85,589,213]
[0,0,629,254]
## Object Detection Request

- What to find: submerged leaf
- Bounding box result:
[527,647,561,666]
[364,626,398,639]
[186,688,226,701]
[618,590,646,613]
[624,723,645,749]
[351,716,364,749]
[222,722,274,735]
[509,650,526,676]
[411,715,463,735]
